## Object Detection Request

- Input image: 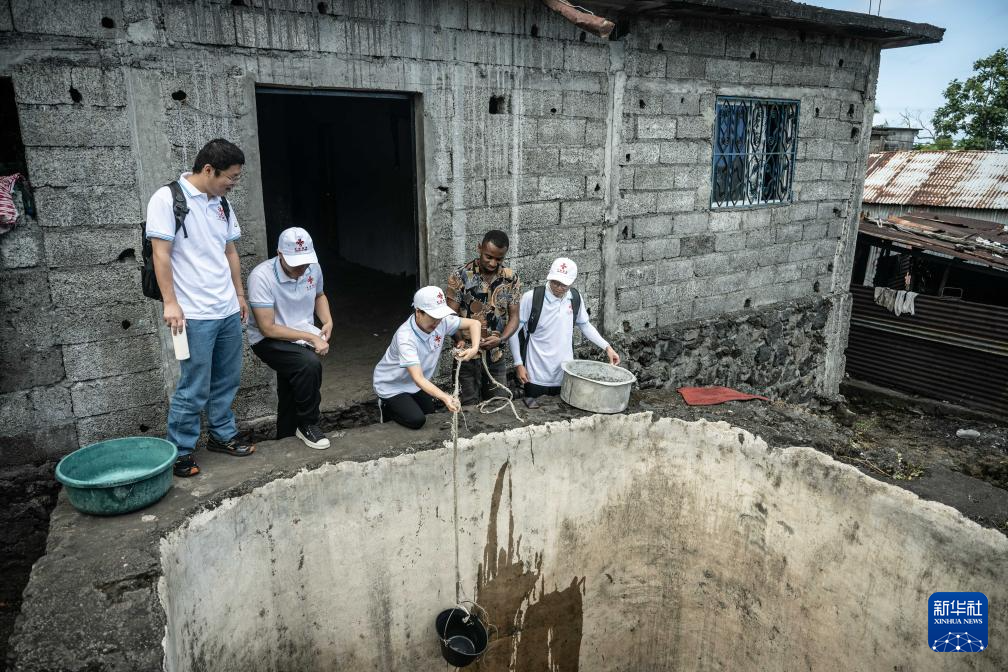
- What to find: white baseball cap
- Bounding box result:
[278,227,318,266]
[413,286,456,319]
[546,257,578,285]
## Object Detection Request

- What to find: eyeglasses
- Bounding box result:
[221,171,242,184]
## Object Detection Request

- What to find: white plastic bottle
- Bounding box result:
[172,323,190,360]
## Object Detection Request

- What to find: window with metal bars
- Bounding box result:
[711,97,799,208]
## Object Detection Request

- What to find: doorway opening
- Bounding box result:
[255,87,422,411]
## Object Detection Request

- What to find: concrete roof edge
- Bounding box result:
[583,0,945,48]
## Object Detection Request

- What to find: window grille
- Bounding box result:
[711,97,799,208]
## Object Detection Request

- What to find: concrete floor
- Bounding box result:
[10,394,1006,672]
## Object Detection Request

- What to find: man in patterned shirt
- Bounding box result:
[446,230,522,406]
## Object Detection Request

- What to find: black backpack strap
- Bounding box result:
[519,286,547,365]
[570,287,582,327]
[166,181,189,239]
[220,196,231,224]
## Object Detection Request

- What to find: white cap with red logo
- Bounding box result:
[546,257,578,285]
[413,285,456,319]
[278,227,319,266]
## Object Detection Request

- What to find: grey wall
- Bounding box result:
[0,0,883,462]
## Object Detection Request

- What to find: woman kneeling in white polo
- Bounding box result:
[373,286,481,429]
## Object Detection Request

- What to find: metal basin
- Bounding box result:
[560,360,637,414]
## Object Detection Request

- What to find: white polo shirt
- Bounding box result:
[246,257,324,346]
[145,173,241,320]
[373,314,461,398]
[512,289,606,387]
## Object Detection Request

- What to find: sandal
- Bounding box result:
[174,454,200,477]
[206,435,255,457]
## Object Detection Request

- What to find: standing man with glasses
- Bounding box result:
[146,138,255,477]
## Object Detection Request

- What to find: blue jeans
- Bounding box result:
[167,313,243,456]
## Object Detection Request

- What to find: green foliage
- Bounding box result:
[915,137,954,151]
[932,48,1008,150]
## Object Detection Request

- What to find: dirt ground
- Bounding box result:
[633,381,1008,535]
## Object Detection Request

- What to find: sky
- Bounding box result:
[807,0,1007,138]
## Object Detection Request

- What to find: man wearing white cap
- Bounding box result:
[373,286,482,429]
[508,257,619,407]
[247,227,333,449]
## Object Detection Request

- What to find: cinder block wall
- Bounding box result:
[0,0,880,463]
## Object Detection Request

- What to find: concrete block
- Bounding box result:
[461,206,510,234]
[76,403,167,447]
[625,89,663,115]
[560,200,604,226]
[637,117,676,140]
[745,227,776,248]
[626,50,666,78]
[0,222,43,269]
[446,179,487,209]
[642,238,681,261]
[617,287,642,312]
[539,175,585,201]
[513,202,559,229]
[235,8,318,51]
[655,190,694,213]
[49,264,141,308]
[617,241,642,264]
[26,147,136,187]
[11,0,119,39]
[621,114,637,142]
[518,146,559,175]
[164,0,237,46]
[676,116,712,140]
[756,244,791,267]
[802,221,828,241]
[518,89,564,117]
[62,335,161,383]
[44,228,142,268]
[657,258,695,283]
[33,185,143,229]
[616,306,657,331]
[619,264,657,287]
[467,0,521,33]
[563,91,606,119]
[673,169,704,190]
[659,141,701,165]
[671,211,709,236]
[454,31,513,66]
[0,0,11,31]
[662,93,701,116]
[665,54,707,79]
[486,176,538,205]
[13,65,126,107]
[633,166,676,190]
[706,58,741,83]
[680,234,716,257]
[559,147,605,172]
[829,67,858,90]
[537,118,586,145]
[53,301,159,345]
[584,120,607,146]
[516,227,586,257]
[771,63,829,87]
[563,42,609,73]
[18,105,131,148]
[70,368,165,417]
[0,268,51,311]
[776,222,805,244]
[0,346,64,393]
[318,16,348,53]
[0,385,74,438]
[738,60,772,85]
[619,142,659,165]
[631,214,672,238]
[513,37,564,70]
[618,191,657,217]
[657,299,694,326]
[714,233,746,252]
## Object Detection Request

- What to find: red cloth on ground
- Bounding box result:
[677,386,769,406]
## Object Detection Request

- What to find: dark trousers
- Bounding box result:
[251,339,323,439]
[458,356,508,406]
[379,390,438,430]
[525,382,561,398]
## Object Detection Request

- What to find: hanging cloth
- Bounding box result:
[0,173,24,234]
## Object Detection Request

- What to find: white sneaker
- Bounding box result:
[296,425,330,450]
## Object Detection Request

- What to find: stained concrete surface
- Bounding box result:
[9,390,1008,668]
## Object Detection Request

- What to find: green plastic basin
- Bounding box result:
[55,437,178,516]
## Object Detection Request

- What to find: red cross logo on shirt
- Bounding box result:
[436,291,444,304]
[434,334,442,345]
[559,262,568,272]
[216,205,227,221]
[295,238,306,251]
[306,275,314,286]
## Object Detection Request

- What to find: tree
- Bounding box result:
[932,48,1008,150]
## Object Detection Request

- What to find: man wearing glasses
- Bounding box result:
[146,138,256,477]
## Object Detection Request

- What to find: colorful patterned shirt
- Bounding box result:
[446,259,522,363]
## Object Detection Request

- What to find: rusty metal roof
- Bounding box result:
[863,150,1008,210]
[859,211,1008,272]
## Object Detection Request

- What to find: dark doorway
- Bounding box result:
[255,88,421,410]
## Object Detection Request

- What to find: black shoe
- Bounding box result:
[296,424,330,450]
[173,454,200,477]
[206,435,255,456]
[523,396,541,409]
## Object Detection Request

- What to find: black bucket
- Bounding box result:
[435,606,489,668]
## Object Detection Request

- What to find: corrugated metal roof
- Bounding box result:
[863,150,1008,209]
[859,211,1008,272]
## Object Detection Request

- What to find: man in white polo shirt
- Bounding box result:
[247,227,333,449]
[373,286,482,429]
[508,257,620,407]
[146,138,255,478]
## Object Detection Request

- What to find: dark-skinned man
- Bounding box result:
[445,230,522,406]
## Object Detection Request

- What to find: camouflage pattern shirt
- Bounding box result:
[446,259,521,363]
